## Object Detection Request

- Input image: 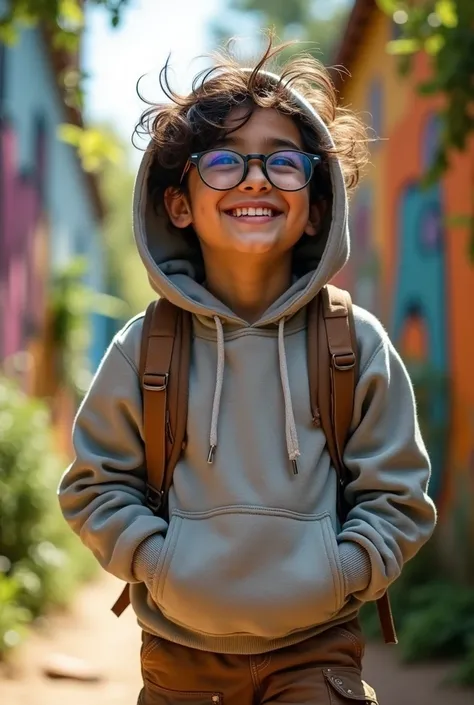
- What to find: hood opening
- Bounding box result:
[133,71,350,328]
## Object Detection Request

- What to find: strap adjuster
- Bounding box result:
[143,372,169,391]
[145,484,164,513]
[332,352,355,371]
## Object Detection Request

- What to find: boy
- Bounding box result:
[59,40,437,704]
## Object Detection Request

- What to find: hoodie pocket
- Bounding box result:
[152,506,345,638]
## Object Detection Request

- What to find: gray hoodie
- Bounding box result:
[58,73,436,654]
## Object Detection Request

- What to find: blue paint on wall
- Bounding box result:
[393,183,447,368]
[392,114,449,501]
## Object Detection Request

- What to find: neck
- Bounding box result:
[202,249,293,323]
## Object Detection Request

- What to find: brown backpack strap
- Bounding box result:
[141,299,190,514]
[316,284,357,518]
[309,284,397,645]
[112,299,191,617]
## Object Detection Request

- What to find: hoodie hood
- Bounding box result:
[133,70,350,327]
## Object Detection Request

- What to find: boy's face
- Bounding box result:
[164,107,321,258]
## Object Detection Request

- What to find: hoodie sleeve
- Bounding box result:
[58,318,166,588]
[337,316,437,601]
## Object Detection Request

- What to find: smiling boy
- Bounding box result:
[59,40,436,704]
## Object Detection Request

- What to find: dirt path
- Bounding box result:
[1,573,473,705]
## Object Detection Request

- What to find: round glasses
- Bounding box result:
[182,149,322,192]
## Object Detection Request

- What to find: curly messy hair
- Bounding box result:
[135,36,370,214]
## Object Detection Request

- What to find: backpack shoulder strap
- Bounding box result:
[308,285,397,645]
[111,299,191,618]
[141,298,191,514]
[309,284,357,494]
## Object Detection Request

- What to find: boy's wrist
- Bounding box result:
[338,541,372,597]
[132,533,164,586]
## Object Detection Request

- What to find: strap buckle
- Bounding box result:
[145,484,164,513]
[143,372,169,391]
[332,352,355,371]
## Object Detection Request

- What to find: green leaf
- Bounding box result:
[57,123,83,147]
[424,33,445,54]
[376,0,401,13]
[57,124,123,173]
[387,38,421,55]
[418,80,440,96]
[59,0,84,30]
[435,0,458,28]
[0,23,19,45]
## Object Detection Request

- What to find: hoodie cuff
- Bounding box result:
[339,541,372,597]
[132,534,164,586]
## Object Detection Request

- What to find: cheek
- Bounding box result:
[190,182,222,221]
[287,191,311,224]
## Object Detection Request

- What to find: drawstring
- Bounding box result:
[278,318,301,474]
[207,315,301,475]
[208,316,225,464]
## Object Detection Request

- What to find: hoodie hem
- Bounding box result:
[134,603,361,655]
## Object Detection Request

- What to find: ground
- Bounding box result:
[1,574,473,705]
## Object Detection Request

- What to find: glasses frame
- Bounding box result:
[180,148,322,192]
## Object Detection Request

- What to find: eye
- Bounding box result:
[268,151,302,169]
[205,150,240,167]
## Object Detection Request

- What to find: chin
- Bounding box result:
[228,231,284,255]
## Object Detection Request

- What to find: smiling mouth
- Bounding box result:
[225,206,282,218]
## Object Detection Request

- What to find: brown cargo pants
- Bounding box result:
[138,619,378,704]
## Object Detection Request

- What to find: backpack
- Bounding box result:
[111,284,397,644]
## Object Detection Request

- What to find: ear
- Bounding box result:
[305,201,326,237]
[163,187,193,229]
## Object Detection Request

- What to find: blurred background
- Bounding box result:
[0,1,473,703]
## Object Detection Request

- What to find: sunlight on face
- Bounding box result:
[183,107,316,257]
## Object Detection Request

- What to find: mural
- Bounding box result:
[337,6,474,528]
[392,116,449,502]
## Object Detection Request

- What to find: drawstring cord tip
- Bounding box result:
[207,445,216,464]
[291,459,299,475]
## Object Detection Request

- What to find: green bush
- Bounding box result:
[0,376,96,657]
[360,541,474,686]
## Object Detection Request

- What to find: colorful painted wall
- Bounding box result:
[0,29,108,386]
[336,10,474,560]
[0,28,111,456]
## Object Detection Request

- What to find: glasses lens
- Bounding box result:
[266,151,313,191]
[199,150,245,190]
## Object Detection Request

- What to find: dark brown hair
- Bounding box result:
[135,36,370,213]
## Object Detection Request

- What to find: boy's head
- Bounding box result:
[136,39,368,262]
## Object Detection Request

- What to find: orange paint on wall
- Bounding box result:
[400,315,429,362]
[443,139,474,468]
[336,6,474,523]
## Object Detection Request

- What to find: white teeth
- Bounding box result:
[230,207,275,217]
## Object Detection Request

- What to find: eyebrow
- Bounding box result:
[215,135,302,151]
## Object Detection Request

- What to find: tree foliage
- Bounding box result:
[376,1,474,257]
[0,0,129,46]
[0,0,130,173]
[377,1,474,183]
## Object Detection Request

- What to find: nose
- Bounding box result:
[238,159,271,192]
